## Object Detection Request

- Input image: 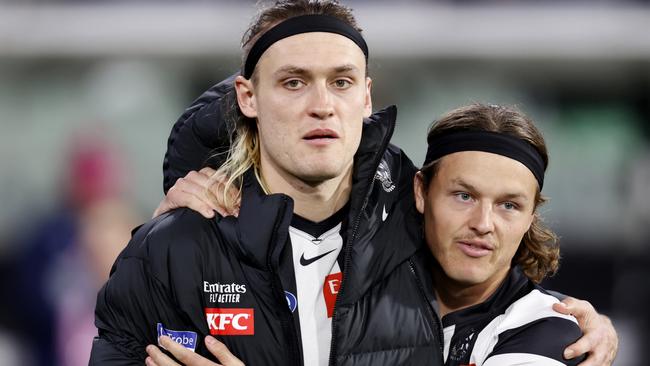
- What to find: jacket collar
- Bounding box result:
[226,170,293,271]
[339,105,423,305]
[440,266,531,327]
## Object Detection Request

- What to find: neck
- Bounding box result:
[433,265,509,317]
[259,164,353,223]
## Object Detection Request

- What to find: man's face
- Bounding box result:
[236,32,372,184]
[414,151,537,289]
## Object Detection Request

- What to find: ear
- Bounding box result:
[413,171,427,215]
[234,75,258,118]
[363,77,373,118]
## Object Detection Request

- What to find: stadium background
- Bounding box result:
[0,1,647,365]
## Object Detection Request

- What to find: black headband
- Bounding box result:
[243,14,369,79]
[424,131,546,189]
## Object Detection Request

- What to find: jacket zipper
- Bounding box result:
[267,197,303,366]
[328,115,397,366]
[408,259,445,360]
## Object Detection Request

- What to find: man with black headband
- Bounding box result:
[414,104,585,365]
[92,1,617,365]
[91,2,443,365]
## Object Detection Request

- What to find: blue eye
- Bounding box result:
[457,192,471,201]
[503,202,517,210]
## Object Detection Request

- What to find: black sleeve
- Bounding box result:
[162,73,239,193]
[90,211,208,364]
[88,337,142,366]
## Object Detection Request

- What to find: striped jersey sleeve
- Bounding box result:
[471,289,584,365]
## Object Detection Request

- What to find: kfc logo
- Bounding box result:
[323,272,342,318]
[205,308,254,335]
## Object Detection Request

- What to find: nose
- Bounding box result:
[307,81,334,120]
[468,202,495,235]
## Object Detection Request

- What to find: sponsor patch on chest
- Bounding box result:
[203,281,247,304]
[156,323,198,352]
[323,272,342,318]
[205,308,254,335]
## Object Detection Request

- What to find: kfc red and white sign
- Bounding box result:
[205,308,254,335]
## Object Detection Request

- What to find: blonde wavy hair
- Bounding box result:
[419,103,559,283]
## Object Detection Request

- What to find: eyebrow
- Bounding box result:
[273,64,360,77]
[451,178,478,193]
[333,64,359,73]
[273,65,309,77]
[451,178,530,202]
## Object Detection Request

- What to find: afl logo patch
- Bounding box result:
[375,159,395,193]
[285,291,297,313]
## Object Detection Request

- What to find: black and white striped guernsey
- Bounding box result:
[441,266,585,366]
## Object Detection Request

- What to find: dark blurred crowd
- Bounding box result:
[0,134,142,366]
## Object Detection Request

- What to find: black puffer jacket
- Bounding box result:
[90,79,444,365]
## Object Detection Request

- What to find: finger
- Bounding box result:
[561,298,596,326]
[167,186,217,219]
[568,314,617,366]
[213,180,241,217]
[199,167,218,177]
[204,188,230,217]
[153,201,168,219]
[206,173,228,201]
[205,336,244,366]
[174,178,219,211]
[176,176,224,215]
[225,188,241,217]
[153,183,217,219]
[152,198,214,219]
[145,356,160,366]
[146,344,179,366]
[185,170,213,187]
[564,297,595,315]
[159,335,220,366]
[552,301,570,315]
[563,335,592,360]
[557,296,580,314]
[205,173,238,217]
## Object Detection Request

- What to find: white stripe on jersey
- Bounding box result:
[443,324,456,362]
[482,353,566,366]
[443,289,579,365]
[290,223,343,366]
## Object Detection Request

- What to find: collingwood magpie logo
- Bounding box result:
[374,159,395,193]
[449,331,475,362]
